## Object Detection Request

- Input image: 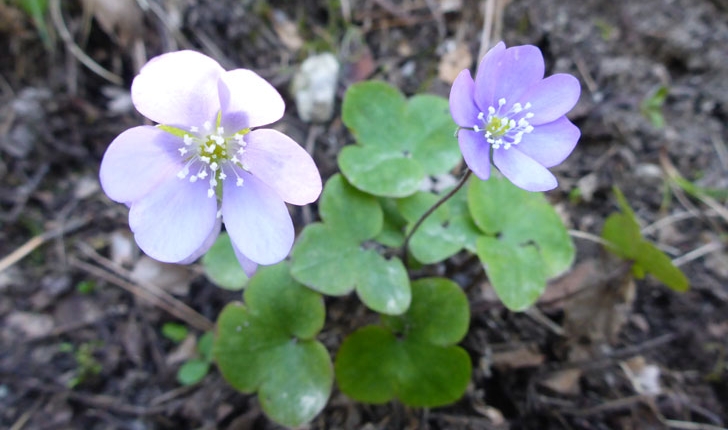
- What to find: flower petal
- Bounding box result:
[131,50,223,127]
[458,129,491,181]
[100,126,183,204]
[129,174,218,263]
[474,41,506,110]
[231,242,259,277]
[516,117,580,168]
[517,74,581,126]
[218,69,285,131]
[476,43,544,111]
[449,69,480,127]
[493,148,557,191]
[242,129,322,205]
[176,217,222,264]
[222,171,294,265]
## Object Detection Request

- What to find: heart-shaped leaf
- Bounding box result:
[339,81,461,197]
[291,174,411,315]
[468,175,574,310]
[335,278,471,407]
[214,263,332,427]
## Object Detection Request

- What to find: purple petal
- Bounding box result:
[458,129,491,180]
[449,69,480,127]
[131,50,223,127]
[222,171,294,265]
[477,44,545,111]
[177,217,222,264]
[100,126,183,204]
[218,69,285,131]
[493,148,557,191]
[474,41,506,110]
[243,129,322,205]
[231,242,259,277]
[518,74,581,126]
[516,117,580,168]
[129,174,218,263]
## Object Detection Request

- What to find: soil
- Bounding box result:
[1,0,727,429]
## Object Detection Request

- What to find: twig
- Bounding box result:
[672,241,724,267]
[568,229,611,247]
[49,0,123,85]
[0,216,89,273]
[70,249,213,332]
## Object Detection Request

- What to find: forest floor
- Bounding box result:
[1,0,728,429]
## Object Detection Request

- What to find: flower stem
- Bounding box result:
[402,169,473,261]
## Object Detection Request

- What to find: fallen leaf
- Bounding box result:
[490,343,545,369]
[131,256,191,297]
[81,0,143,49]
[438,41,472,84]
[271,9,303,51]
[540,369,583,395]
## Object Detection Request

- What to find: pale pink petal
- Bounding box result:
[230,242,259,277]
[222,171,294,265]
[176,217,222,264]
[457,129,491,181]
[218,69,285,131]
[129,175,218,263]
[474,41,506,111]
[449,69,480,127]
[493,148,557,192]
[131,50,223,127]
[517,74,581,126]
[243,129,322,205]
[516,117,580,168]
[100,126,183,204]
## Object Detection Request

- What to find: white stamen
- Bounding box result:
[190,175,198,183]
[190,126,199,133]
[236,177,244,186]
[210,162,219,171]
[207,189,215,198]
[183,135,194,146]
[498,98,506,106]
[198,170,208,179]
[203,121,212,131]
[178,147,188,155]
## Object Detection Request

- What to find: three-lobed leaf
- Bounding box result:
[291,174,411,315]
[335,278,471,407]
[468,175,574,310]
[339,81,461,197]
[214,263,332,427]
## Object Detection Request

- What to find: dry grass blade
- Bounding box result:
[72,243,213,331]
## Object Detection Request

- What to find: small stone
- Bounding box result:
[292,53,340,123]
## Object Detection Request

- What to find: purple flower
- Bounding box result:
[449,42,581,191]
[100,51,322,274]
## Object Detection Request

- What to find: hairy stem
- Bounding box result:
[402,169,473,261]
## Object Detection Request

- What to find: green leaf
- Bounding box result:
[636,242,689,292]
[177,359,210,386]
[339,81,461,197]
[398,189,480,264]
[601,190,689,292]
[214,263,332,427]
[467,176,575,310]
[197,331,214,362]
[335,278,471,407]
[15,0,51,49]
[375,197,407,248]
[291,175,411,315]
[202,232,249,290]
[318,173,382,241]
[161,323,188,343]
[476,237,546,311]
[640,85,669,128]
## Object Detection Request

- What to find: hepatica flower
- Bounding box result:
[100,51,322,273]
[450,42,581,191]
